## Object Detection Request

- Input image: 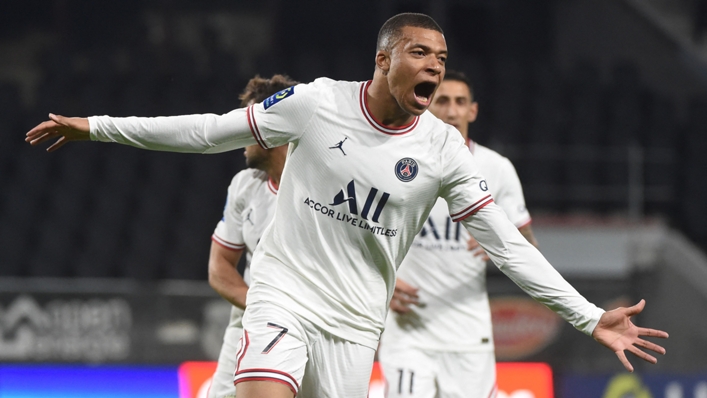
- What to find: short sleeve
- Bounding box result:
[493,157,532,228]
[439,130,495,222]
[212,174,246,251]
[248,82,322,149]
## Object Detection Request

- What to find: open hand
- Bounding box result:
[26,113,90,152]
[592,299,668,372]
[390,278,419,314]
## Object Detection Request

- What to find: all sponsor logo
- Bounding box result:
[303,180,397,237]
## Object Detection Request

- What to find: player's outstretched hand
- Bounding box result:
[592,299,668,372]
[26,113,90,152]
[390,278,419,314]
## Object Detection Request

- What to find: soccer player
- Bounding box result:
[26,13,668,398]
[208,74,296,398]
[378,70,536,398]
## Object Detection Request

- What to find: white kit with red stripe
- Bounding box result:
[381,139,533,354]
[89,77,605,356]
[208,169,278,398]
[211,167,278,349]
[212,168,279,272]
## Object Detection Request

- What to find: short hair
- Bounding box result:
[377,13,444,52]
[239,74,299,107]
[443,70,474,101]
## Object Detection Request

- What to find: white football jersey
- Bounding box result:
[211,168,278,328]
[382,141,531,352]
[90,78,604,349]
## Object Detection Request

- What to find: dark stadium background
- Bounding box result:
[1,0,707,397]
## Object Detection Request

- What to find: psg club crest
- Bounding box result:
[395,158,418,182]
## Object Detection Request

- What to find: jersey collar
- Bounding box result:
[267,177,279,195]
[359,81,419,135]
[466,137,476,154]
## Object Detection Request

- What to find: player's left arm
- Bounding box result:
[440,130,667,372]
[464,203,667,372]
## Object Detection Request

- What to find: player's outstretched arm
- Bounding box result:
[26,114,90,152]
[592,299,668,372]
[27,109,260,154]
[459,203,669,367]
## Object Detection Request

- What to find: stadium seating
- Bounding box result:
[0,1,695,279]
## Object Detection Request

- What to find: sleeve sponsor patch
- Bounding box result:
[263,86,295,110]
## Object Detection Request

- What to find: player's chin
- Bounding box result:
[404,100,429,116]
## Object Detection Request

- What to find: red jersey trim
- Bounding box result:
[235,330,249,373]
[487,383,498,398]
[451,196,494,222]
[359,81,419,135]
[235,368,299,394]
[247,105,268,150]
[211,234,245,251]
[516,218,533,229]
[267,177,279,194]
[234,377,297,395]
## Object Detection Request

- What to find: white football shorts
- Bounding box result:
[379,345,497,398]
[208,319,242,398]
[234,301,375,397]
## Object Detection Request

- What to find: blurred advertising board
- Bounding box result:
[177,361,553,398]
[560,373,707,398]
[0,365,178,397]
[0,281,229,363]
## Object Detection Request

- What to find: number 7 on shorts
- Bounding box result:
[262,322,288,354]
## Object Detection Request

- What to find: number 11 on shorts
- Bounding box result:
[261,322,289,354]
[397,368,414,394]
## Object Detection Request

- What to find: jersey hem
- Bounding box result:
[212,234,246,251]
[234,368,299,395]
[515,217,532,229]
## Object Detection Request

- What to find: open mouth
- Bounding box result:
[413,81,437,106]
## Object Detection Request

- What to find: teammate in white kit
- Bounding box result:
[379,70,537,398]
[27,13,668,398]
[207,74,296,398]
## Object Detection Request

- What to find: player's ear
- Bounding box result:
[376,50,391,75]
[467,101,479,123]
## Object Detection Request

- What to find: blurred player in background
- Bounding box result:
[379,70,536,398]
[27,13,668,398]
[207,74,296,398]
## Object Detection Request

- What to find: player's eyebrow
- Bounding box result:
[409,43,448,56]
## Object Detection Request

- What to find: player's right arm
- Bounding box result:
[26,83,321,153]
[210,173,250,308]
[208,242,247,309]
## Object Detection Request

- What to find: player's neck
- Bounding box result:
[367,75,416,127]
[266,152,286,188]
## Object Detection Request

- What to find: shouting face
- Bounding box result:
[380,26,447,116]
